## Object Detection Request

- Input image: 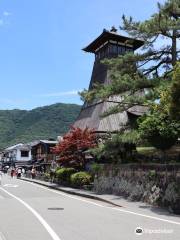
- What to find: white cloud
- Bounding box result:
[3,11,11,17]
[0,98,23,105]
[0,19,4,26]
[38,90,80,97]
[0,11,12,27]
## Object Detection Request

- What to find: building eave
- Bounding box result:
[83,30,144,53]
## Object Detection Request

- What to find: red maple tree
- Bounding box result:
[52,127,97,169]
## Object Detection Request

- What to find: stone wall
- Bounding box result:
[94,164,180,213]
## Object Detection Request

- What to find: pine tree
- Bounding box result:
[121,0,180,70]
[169,62,180,120]
[138,90,180,152]
[80,0,180,114]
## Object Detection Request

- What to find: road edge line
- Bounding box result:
[20,178,122,207]
[20,178,180,226]
[0,187,62,240]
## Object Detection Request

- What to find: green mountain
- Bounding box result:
[0,103,81,149]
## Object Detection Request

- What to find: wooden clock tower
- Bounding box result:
[73,27,146,133]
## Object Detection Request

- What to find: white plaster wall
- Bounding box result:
[16,149,32,161]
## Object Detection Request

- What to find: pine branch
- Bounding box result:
[143,58,172,76]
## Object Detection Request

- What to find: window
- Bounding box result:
[108,44,118,55]
[96,47,107,60]
[126,47,133,53]
[21,151,29,157]
[109,45,113,54]
[118,46,124,54]
[113,45,117,54]
[100,49,104,58]
[118,46,133,55]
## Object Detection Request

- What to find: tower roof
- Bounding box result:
[73,100,148,133]
[83,29,144,53]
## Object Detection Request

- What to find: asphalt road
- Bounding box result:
[0,175,180,240]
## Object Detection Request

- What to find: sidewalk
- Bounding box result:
[20,177,121,206]
[20,177,180,223]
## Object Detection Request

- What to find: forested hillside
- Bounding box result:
[0,103,81,149]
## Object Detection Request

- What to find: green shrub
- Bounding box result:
[148,170,156,178]
[70,171,92,187]
[91,133,137,163]
[90,163,103,175]
[55,166,61,171]
[44,173,50,181]
[56,168,76,183]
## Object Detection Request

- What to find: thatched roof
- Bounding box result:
[73,100,147,132]
[127,105,148,116]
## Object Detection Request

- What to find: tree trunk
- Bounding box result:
[172,30,177,66]
[163,150,168,181]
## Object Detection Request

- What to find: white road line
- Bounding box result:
[27,181,180,226]
[111,207,180,226]
[0,231,7,240]
[3,184,18,188]
[0,187,62,240]
[29,182,104,208]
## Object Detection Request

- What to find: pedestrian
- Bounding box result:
[22,168,25,177]
[0,170,2,185]
[11,169,14,178]
[17,168,22,178]
[50,170,54,183]
[31,167,36,179]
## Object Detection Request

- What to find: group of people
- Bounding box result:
[10,168,25,178]
[0,166,37,185]
[0,167,24,185]
[9,166,37,179]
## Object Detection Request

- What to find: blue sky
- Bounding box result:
[0,0,166,110]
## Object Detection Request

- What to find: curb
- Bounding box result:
[20,178,122,208]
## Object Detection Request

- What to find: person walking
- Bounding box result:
[31,167,36,179]
[11,169,15,178]
[22,168,25,177]
[17,168,22,178]
[0,170,2,185]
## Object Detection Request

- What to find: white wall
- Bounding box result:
[16,149,32,162]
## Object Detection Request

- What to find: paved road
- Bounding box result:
[0,175,180,240]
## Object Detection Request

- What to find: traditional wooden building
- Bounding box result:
[31,140,57,163]
[73,27,147,132]
[1,143,32,167]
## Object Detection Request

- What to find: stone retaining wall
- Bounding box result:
[93,164,180,213]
